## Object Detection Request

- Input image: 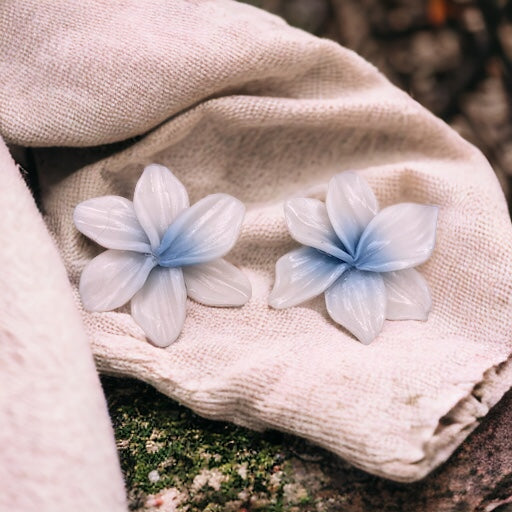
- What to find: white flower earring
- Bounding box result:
[269,171,438,345]
[74,164,251,348]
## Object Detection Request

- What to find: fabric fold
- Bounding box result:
[0,140,127,512]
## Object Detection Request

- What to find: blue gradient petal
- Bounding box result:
[326,171,379,255]
[74,196,151,253]
[131,266,187,347]
[269,247,348,309]
[325,269,386,344]
[79,249,156,312]
[156,193,245,267]
[183,258,251,307]
[383,268,432,321]
[355,203,438,272]
[284,198,353,263]
[133,164,189,250]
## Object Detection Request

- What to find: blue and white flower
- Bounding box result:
[269,171,438,344]
[74,164,251,347]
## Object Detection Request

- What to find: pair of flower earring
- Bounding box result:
[74,164,438,347]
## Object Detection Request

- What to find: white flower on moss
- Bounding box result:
[269,171,438,344]
[74,164,251,347]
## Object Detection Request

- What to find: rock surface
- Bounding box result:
[102,377,512,512]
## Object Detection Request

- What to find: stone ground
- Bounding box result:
[97,2,512,511]
[103,377,512,512]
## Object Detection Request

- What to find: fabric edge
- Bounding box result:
[91,332,512,483]
[378,353,512,482]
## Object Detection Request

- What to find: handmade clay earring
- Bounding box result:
[269,171,438,345]
[74,164,251,348]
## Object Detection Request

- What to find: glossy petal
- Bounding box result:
[325,269,386,345]
[79,250,156,312]
[74,196,151,252]
[183,259,251,307]
[157,194,245,267]
[383,268,431,321]
[269,247,348,309]
[326,171,379,255]
[131,266,187,348]
[133,164,189,250]
[284,198,353,263]
[355,203,438,272]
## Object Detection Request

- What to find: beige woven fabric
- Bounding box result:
[0,140,127,512]
[3,0,512,482]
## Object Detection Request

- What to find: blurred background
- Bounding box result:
[244,0,512,204]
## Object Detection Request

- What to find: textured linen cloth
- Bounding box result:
[2,0,512,483]
[0,141,127,512]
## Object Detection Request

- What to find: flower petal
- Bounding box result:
[133,164,189,250]
[325,269,386,345]
[284,198,353,262]
[79,250,156,312]
[355,203,438,272]
[74,196,151,252]
[183,259,251,307]
[269,247,348,309]
[131,266,187,347]
[157,194,245,267]
[383,268,432,321]
[326,171,379,255]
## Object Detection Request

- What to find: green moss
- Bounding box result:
[299,495,312,505]
[102,376,299,511]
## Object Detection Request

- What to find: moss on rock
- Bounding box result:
[102,376,511,511]
[102,376,312,511]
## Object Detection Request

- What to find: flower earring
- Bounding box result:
[269,171,438,345]
[74,164,251,348]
